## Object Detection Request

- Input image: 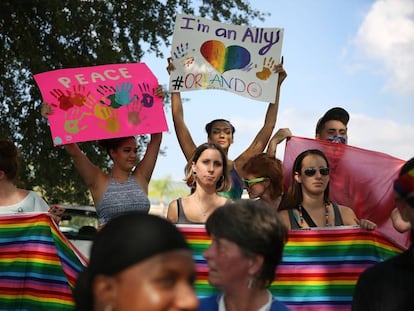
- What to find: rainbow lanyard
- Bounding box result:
[298,203,330,228]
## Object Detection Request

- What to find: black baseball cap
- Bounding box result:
[315,107,350,135]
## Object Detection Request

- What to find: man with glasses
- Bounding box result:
[352,157,414,311]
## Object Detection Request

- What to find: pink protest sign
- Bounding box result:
[34,63,168,146]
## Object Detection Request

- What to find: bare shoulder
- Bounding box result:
[337,204,357,225]
[167,199,179,223]
[278,209,291,230]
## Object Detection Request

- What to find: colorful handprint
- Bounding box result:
[127,97,145,126]
[138,83,155,108]
[63,108,91,134]
[84,93,120,133]
[50,85,90,111]
[96,85,119,108]
[256,57,278,81]
[115,82,137,106]
[50,89,74,111]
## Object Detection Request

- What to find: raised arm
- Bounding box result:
[171,92,198,162]
[234,61,287,176]
[41,102,103,193]
[167,58,198,161]
[134,133,162,192]
[266,128,292,157]
[64,143,102,190]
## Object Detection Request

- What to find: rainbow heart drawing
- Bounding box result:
[200,40,251,74]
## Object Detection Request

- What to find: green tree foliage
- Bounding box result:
[149,174,189,205]
[0,0,265,205]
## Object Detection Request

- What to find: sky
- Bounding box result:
[143,0,414,182]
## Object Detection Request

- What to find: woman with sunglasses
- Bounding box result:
[242,153,284,213]
[279,149,376,230]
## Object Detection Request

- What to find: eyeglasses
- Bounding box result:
[243,177,266,188]
[303,167,330,177]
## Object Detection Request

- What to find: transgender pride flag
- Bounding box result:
[0,213,87,310]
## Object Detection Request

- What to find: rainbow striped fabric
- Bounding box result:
[179,225,405,311]
[0,213,87,310]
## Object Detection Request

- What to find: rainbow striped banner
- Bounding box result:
[0,213,87,310]
[179,225,405,311]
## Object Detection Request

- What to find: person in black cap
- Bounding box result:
[265,107,349,156]
[315,107,349,144]
[74,213,199,311]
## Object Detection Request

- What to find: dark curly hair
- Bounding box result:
[0,140,19,181]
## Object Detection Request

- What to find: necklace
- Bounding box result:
[298,202,330,228]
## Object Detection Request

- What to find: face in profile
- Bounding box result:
[243,173,268,200]
[203,236,251,292]
[94,249,199,311]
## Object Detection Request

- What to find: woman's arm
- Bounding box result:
[64,143,102,189]
[171,92,197,162]
[278,209,292,230]
[166,199,178,223]
[340,205,377,230]
[134,133,162,192]
[234,61,287,175]
[167,58,197,161]
[266,128,292,157]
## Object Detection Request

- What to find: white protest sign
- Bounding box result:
[169,14,284,103]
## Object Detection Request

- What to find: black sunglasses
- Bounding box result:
[303,167,330,177]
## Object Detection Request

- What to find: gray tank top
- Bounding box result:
[96,176,150,225]
[176,198,204,224]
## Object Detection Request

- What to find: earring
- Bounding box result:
[191,170,197,187]
[247,277,254,289]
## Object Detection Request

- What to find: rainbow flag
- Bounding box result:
[0,213,87,310]
[179,225,405,311]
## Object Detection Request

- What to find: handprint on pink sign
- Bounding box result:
[35,63,168,145]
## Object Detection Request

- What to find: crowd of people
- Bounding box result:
[1,54,412,310]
